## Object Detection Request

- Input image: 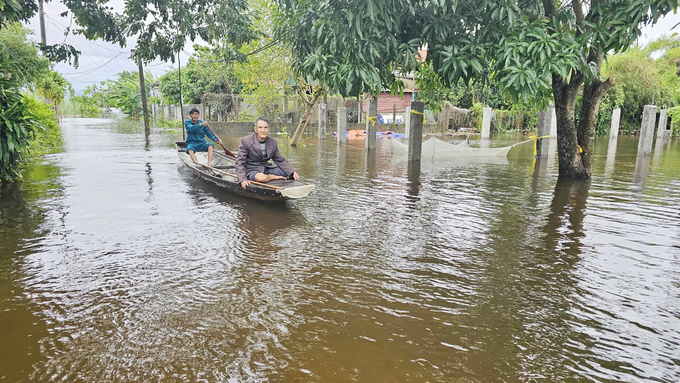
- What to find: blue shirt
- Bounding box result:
[184,119,218,145]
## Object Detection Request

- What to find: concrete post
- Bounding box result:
[337,106,347,144]
[549,105,557,138]
[150,84,160,122]
[481,107,492,139]
[318,103,327,139]
[365,98,378,150]
[176,105,182,121]
[404,106,411,139]
[163,105,170,120]
[408,102,424,162]
[358,99,363,123]
[657,108,668,139]
[535,109,552,158]
[638,105,657,155]
[610,108,621,139]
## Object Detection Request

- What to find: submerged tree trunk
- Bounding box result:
[289,98,317,146]
[552,73,589,179]
[576,39,614,174]
[289,82,324,147]
[576,77,613,172]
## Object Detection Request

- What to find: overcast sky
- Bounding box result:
[24,2,680,92]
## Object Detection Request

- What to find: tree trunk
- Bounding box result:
[289,89,323,147]
[577,77,614,173]
[289,101,315,146]
[552,74,589,179]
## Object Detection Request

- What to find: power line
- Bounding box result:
[194,0,343,65]
[61,52,126,78]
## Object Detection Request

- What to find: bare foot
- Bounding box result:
[265,174,286,182]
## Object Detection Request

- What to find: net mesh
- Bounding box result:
[392,137,532,158]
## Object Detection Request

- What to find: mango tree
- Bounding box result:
[278,0,678,179]
[2,0,256,64]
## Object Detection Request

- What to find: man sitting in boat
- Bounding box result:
[185,107,223,165]
[236,117,299,190]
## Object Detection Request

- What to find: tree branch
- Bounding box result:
[573,0,585,29]
[543,0,557,17]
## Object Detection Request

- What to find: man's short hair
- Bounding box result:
[189,107,200,115]
[254,117,270,127]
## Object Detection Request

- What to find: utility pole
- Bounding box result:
[38,0,46,48]
[178,52,185,140]
[131,49,150,133]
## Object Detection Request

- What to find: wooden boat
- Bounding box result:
[176,141,315,201]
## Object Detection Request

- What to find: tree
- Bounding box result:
[36,70,70,117]
[278,0,678,179]
[289,78,325,146]
[2,0,257,65]
[234,0,293,120]
[0,23,50,181]
[159,46,241,119]
[106,71,155,117]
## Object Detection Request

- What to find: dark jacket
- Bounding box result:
[235,133,296,182]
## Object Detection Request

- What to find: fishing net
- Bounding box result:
[391,137,532,158]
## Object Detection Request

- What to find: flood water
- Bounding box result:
[1,118,679,382]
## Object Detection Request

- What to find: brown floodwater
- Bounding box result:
[0,118,679,382]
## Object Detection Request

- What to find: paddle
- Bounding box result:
[193,162,284,190]
[203,123,236,158]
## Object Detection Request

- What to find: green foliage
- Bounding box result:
[0,85,38,181]
[0,22,54,182]
[160,46,240,105]
[597,35,680,135]
[2,0,258,66]
[279,0,678,106]
[106,71,154,117]
[668,106,680,136]
[592,85,625,136]
[62,87,103,117]
[0,23,48,87]
[22,94,62,156]
[156,117,181,129]
[0,0,37,27]
[413,62,450,112]
[159,69,181,104]
[234,0,291,118]
[36,70,70,111]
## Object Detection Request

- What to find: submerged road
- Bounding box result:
[1,118,679,382]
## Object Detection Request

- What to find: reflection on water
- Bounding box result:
[1,119,679,382]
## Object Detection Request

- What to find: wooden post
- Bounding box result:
[481,106,492,139]
[337,106,347,144]
[610,108,621,139]
[408,102,424,162]
[638,105,657,155]
[318,103,327,139]
[365,97,377,150]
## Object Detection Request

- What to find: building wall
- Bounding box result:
[362,92,413,114]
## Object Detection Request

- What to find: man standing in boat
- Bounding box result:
[236,117,299,190]
[185,107,223,166]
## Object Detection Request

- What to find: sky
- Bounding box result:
[24,0,196,92]
[23,2,680,93]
